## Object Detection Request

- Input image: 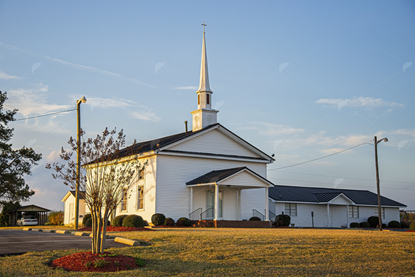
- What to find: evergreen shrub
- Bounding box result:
[122,215,144,228]
[176,217,191,226]
[113,215,128,227]
[275,214,291,226]
[350,222,359,228]
[360,222,371,228]
[151,213,166,226]
[410,222,415,230]
[85,218,92,227]
[164,217,175,226]
[401,221,410,228]
[388,220,401,228]
[367,216,379,227]
[249,216,262,221]
[82,214,91,226]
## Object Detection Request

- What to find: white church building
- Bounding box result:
[62,28,405,228]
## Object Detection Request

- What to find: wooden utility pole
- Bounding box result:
[374,136,388,231]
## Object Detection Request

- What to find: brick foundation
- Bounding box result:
[191,220,271,228]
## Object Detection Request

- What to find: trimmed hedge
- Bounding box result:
[113,215,128,227]
[350,222,359,228]
[367,216,379,227]
[401,221,410,228]
[388,220,401,228]
[165,217,175,226]
[82,214,92,226]
[84,218,92,227]
[122,215,144,228]
[249,216,262,221]
[151,213,166,226]
[176,217,191,226]
[360,222,371,228]
[275,214,291,227]
[410,222,415,230]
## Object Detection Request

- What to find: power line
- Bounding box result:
[268,141,371,171]
[276,170,415,184]
[14,108,76,121]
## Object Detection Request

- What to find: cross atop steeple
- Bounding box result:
[201,22,207,34]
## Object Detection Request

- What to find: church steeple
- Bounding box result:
[191,22,219,132]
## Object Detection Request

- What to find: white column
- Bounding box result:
[214,184,219,220]
[346,205,349,228]
[236,188,239,220]
[265,188,269,221]
[238,189,242,220]
[189,187,193,216]
[327,204,330,227]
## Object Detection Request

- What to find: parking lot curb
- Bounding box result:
[42,229,55,233]
[72,232,89,236]
[89,234,111,239]
[22,228,32,231]
[55,230,71,234]
[114,237,140,246]
[31,228,43,232]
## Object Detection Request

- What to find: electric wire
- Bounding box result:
[268,141,371,171]
[14,108,76,121]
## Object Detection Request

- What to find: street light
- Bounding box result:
[374,136,388,231]
[75,96,87,230]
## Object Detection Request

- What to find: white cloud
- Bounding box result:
[0,41,157,88]
[86,97,136,109]
[5,83,72,117]
[319,148,353,155]
[0,71,18,80]
[131,111,160,122]
[316,97,403,108]
[173,86,198,90]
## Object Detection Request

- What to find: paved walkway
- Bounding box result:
[0,230,129,256]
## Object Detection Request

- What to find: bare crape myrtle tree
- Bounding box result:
[46,128,145,254]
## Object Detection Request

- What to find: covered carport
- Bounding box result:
[8,205,50,226]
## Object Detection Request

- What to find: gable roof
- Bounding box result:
[61,190,85,202]
[108,123,273,162]
[186,166,274,187]
[269,185,406,207]
[9,205,50,213]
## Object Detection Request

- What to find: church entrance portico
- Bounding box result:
[187,167,274,223]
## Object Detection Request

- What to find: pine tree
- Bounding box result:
[0,91,42,203]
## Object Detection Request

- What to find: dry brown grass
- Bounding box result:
[1,228,414,276]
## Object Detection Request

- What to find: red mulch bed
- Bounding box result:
[51,251,143,272]
[77,226,155,232]
[406,230,415,232]
[152,225,192,228]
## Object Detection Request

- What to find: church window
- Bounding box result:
[121,188,128,211]
[137,186,144,210]
[349,206,359,218]
[207,94,210,105]
[285,203,297,216]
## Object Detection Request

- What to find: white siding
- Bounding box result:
[273,202,401,228]
[167,129,262,158]
[114,155,157,223]
[63,194,87,226]
[155,155,267,221]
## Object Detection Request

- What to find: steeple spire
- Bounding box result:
[198,22,211,93]
[191,22,219,132]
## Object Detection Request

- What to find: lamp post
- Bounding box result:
[374,136,388,231]
[75,96,87,230]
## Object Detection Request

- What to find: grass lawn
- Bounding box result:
[0,228,414,276]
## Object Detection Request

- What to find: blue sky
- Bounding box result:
[0,1,414,211]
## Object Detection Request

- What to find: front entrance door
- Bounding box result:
[206,191,223,219]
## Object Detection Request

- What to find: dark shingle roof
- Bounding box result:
[187,167,246,185]
[186,166,275,186]
[70,190,85,199]
[269,185,406,207]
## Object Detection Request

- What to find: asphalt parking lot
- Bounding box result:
[0,229,129,256]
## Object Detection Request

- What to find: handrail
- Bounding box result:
[189,208,202,220]
[200,207,214,220]
[253,209,265,221]
[268,210,277,222]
